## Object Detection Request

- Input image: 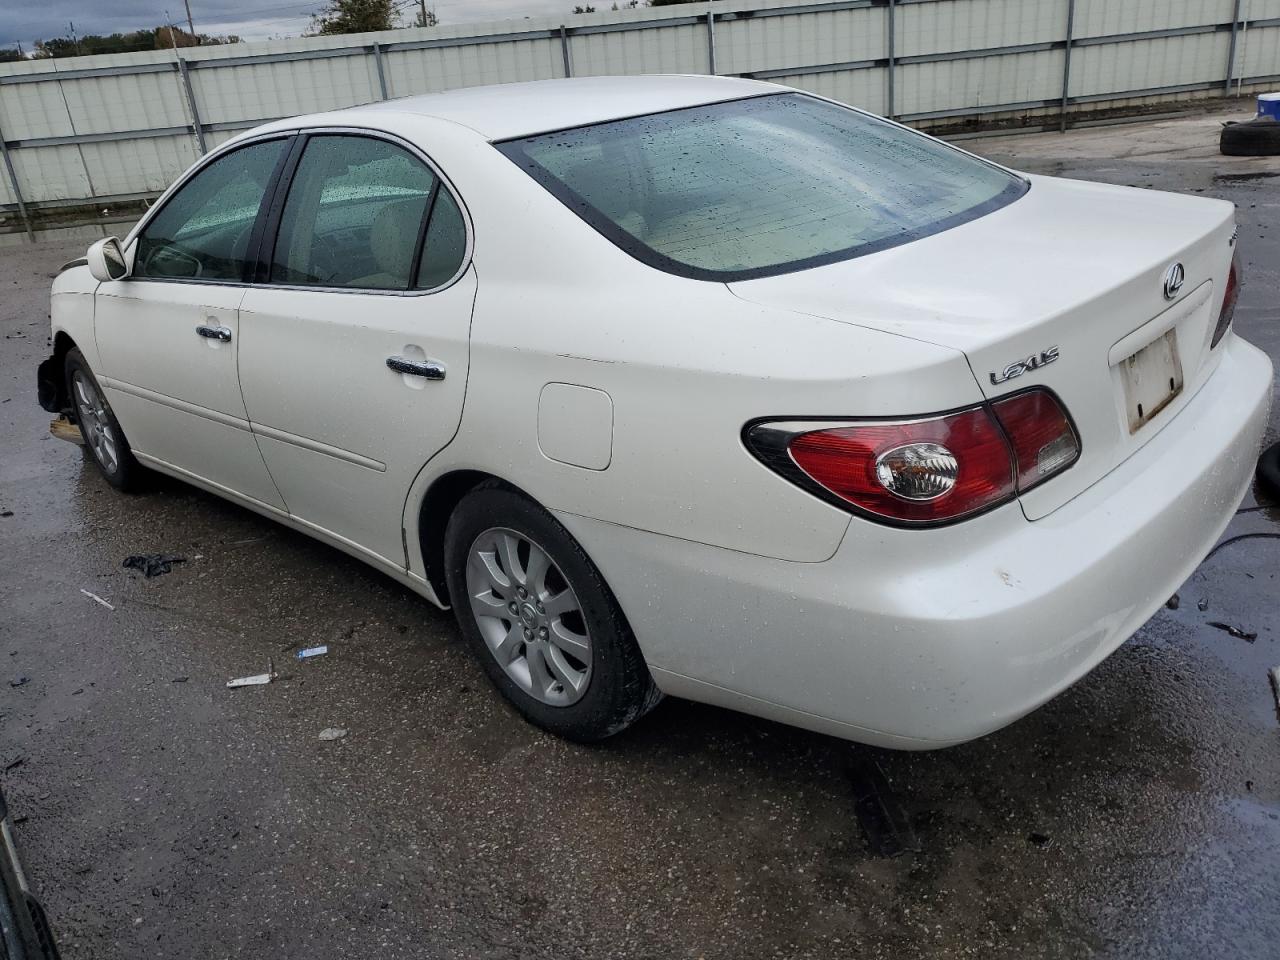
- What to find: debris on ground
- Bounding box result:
[1197,598,1209,612]
[1268,667,1280,726]
[1166,594,1180,610]
[79,588,114,610]
[318,728,348,741]
[9,676,29,688]
[296,645,328,660]
[49,417,83,445]
[226,659,277,688]
[1207,621,1258,642]
[848,754,919,858]
[1027,832,1054,849]
[0,510,13,518]
[1204,532,1280,562]
[5,757,25,771]
[171,676,189,684]
[122,554,187,578]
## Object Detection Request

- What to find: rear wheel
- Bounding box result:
[443,485,661,741]
[65,348,143,492]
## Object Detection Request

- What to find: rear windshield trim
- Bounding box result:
[496,93,1029,283]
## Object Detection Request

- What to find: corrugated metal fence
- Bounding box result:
[1,0,1278,232]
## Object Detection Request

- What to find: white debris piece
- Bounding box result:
[227,658,278,688]
[226,674,273,688]
[318,728,348,741]
[80,588,114,611]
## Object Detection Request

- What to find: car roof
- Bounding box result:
[336,74,778,141]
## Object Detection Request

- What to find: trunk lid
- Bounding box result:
[729,174,1236,519]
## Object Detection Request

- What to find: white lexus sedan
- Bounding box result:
[38,76,1272,748]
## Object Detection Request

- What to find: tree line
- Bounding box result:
[2,26,239,61]
[574,0,722,11]
[0,0,714,61]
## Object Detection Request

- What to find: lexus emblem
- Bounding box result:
[990,346,1060,386]
[1162,262,1185,301]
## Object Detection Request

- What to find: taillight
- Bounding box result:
[1210,251,1241,348]
[786,409,1014,523]
[745,389,1080,526]
[989,390,1080,493]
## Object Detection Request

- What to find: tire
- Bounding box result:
[64,348,144,492]
[1220,119,1280,157]
[444,484,662,742]
[1259,441,1280,500]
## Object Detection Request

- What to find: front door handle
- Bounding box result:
[196,324,232,342]
[386,356,446,380]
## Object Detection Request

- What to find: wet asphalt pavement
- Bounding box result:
[2,112,1279,959]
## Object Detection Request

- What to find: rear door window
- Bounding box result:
[268,134,468,292]
[270,135,437,291]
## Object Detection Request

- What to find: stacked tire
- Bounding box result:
[1221,118,1280,156]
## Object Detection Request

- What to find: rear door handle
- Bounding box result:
[196,324,232,342]
[386,356,446,380]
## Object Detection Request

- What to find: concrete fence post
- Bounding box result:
[176,58,207,155]
[886,0,896,119]
[559,25,573,78]
[372,43,389,99]
[0,112,33,240]
[1059,0,1076,133]
[707,7,717,76]
[1225,0,1243,95]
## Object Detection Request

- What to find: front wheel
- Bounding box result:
[443,485,661,742]
[64,348,143,492]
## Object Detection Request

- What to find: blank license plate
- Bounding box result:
[1120,328,1183,433]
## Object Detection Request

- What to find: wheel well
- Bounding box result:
[417,470,505,604]
[38,332,78,413]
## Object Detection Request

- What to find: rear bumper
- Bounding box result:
[558,335,1273,748]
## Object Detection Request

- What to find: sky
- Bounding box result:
[0,0,581,50]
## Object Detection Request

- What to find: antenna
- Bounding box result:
[184,0,198,43]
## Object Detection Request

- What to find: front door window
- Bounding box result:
[134,139,287,281]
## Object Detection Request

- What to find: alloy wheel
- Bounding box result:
[72,371,119,476]
[465,527,592,706]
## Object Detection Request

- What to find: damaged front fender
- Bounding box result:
[37,353,65,413]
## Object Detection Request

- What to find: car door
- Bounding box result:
[94,136,292,512]
[237,131,475,567]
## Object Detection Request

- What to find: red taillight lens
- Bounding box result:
[787,408,1015,523]
[989,389,1080,493]
[1211,253,1241,348]
[749,389,1080,526]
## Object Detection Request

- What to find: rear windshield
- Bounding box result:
[498,93,1027,282]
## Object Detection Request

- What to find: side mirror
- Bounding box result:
[86,237,130,282]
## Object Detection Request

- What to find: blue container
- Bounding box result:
[1259,92,1280,121]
